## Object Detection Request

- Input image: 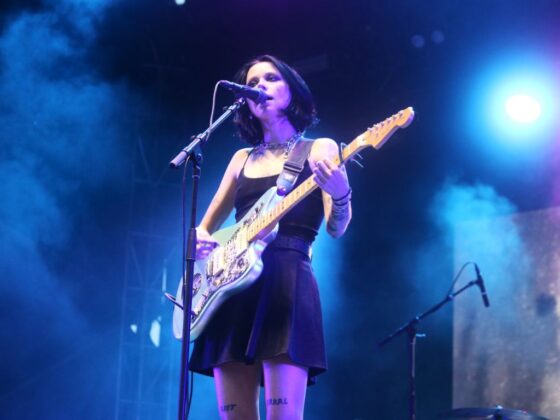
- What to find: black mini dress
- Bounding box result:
[189,154,327,384]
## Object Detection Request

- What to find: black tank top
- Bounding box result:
[234,153,324,243]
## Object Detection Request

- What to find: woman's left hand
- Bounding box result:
[312,159,350,200]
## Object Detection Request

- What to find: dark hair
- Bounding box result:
[233,55,318,145]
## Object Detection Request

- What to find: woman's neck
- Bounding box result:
[260,118,296,144]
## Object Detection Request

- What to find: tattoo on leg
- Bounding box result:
[266,397,288,406]
[220,404,237,412]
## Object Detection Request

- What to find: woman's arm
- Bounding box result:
[195,148,249,259]
[198,148,249,234]
[309,138,352,238]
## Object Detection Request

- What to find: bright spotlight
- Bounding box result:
[505,94,541,123]
[466,53,557,149]
[175,0,186,5]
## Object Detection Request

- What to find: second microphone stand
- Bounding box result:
[378,277,485,420]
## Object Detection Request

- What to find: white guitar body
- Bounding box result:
[173,187,280,341]
[172,107,415,342]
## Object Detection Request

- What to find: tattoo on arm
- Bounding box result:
[220,404,237,412]
[266,397,288,406]
[327,201,351,234]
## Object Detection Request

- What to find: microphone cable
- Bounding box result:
[445,261,476,296]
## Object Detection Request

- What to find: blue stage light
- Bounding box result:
[466,53,557,151]
[504,94,541,123]
[175,0,186,5]
[486,74,553,143]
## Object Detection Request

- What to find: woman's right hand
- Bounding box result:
[196,227,218,260]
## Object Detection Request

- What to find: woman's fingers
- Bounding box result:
[196,242,215,251]
[312,159,350,199]
[195,229,218,259]
[316,160,332,176]
[313,160,331,183]
[196,245,216,259]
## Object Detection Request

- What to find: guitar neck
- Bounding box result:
[246,107,414,242]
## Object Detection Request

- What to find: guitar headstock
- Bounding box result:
[337,107,415,165]
[362,107,415,150]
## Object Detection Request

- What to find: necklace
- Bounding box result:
[253,132,303,158]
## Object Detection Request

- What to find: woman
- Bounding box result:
[190,55,352,420]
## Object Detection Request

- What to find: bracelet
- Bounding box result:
[332,188,352,203]
[333,199,350,208]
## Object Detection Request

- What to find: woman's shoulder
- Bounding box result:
[308,137,338,160]
[232,147,252,160]
[226,147,252,178]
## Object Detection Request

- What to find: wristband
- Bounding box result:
[332,188,352,203]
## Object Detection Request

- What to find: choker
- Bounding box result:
[253,132,303,158]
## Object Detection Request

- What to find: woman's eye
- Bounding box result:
[247,74,280,86]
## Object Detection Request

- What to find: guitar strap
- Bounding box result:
[276,139,314,196]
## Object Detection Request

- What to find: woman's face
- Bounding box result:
[245,61,292,120]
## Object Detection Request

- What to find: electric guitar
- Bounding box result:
[173,107,415,341]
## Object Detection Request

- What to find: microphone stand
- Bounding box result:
[169,98,245,420]
[378,278,485,420]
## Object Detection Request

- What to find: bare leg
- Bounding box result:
[214,361,262,420]
[262,355,308,420]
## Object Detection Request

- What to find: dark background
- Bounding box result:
[0,0,558,419]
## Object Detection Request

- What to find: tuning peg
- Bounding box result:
[340,142,364,169]
[350,154,364,169]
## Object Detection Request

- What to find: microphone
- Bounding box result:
[474,264,490,308]
[219,80,272,104]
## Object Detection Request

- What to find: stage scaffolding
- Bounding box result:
[114,122,184,420]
